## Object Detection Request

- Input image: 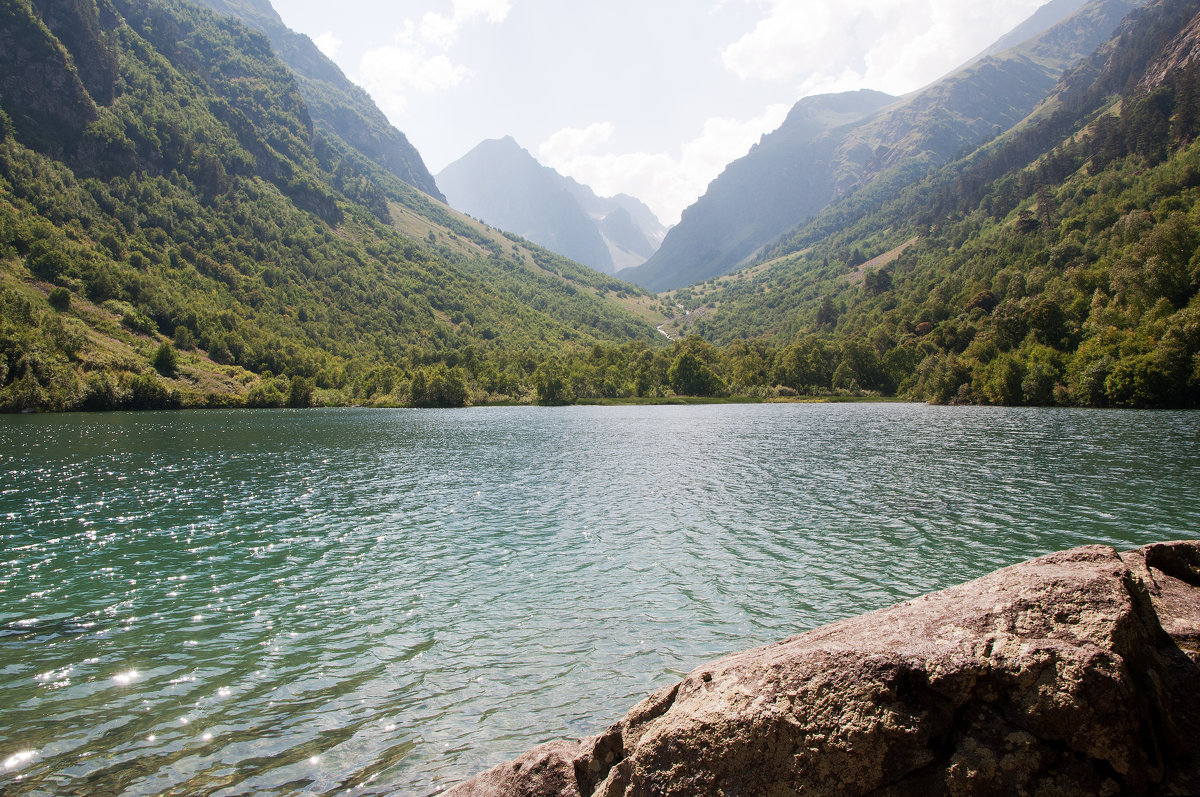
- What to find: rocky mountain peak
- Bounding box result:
[437,137,665,275]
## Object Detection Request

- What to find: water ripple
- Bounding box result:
[1,405,1198,794]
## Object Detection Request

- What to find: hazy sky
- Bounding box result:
[269,0,1048,223]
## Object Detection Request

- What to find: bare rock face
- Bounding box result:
[443,541,1200,797]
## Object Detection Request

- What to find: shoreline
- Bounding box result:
[0,394,909,414]
[442,541,1200,796]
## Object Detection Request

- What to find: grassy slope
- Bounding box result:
[0,0,665,412]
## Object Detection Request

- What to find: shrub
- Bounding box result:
[246,379,286,407]
[287,375,314,408]
[48,287,71,311]
[122,310,156,335]
[123,373,179,410]
[151,342,178,377]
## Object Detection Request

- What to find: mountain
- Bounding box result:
[625,0,1142,292]
[436,136,666,275]
[0,0,664,412]
[653,0,1200,408]
[190,0,444,201]
[620,90,897,292]
[979,0,1090,59]
[568,189,667,272]
[3,0,1196,412]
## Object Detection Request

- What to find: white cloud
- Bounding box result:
[422,0,511,48]
[538,105,790,226]
[723,0,1046,97]
[540,123,617,160]
[359,46,472,116]
[312,32,342,60]
[356,1,511,121]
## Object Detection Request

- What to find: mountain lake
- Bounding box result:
[2,404,1199,795]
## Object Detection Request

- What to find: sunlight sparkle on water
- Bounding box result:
[113,670,140,685]
[3,405,1199,796]
[4,750,38,771]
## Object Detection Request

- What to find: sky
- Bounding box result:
[268,0,1050,224]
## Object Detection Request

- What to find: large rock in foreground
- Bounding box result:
[444,542,1200,796]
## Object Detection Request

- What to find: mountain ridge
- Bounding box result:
[436,136,666,275]
[980,0,1091,59]
[193,0,445,201]
[620,89,898,292]
[0,0,665,412]
[655,0,1199,408]
[624,0,1142,292]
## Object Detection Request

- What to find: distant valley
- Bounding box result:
[1,0,1197,411]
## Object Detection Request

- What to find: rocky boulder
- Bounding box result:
[443,541,1200,796]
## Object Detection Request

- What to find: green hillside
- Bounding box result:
[192,0,444,201]
[624,0,1140,292]
[3,0,1197,412]
[658,0,1200,409]
[0,0,664,412]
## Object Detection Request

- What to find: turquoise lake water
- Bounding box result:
[2,404,1198,795]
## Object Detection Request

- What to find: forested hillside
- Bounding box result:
[191,0,444,201]
[0,0,663,411]
[658,0,1200,408]
[3,0,1197,412]
[625,0,1140,292]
